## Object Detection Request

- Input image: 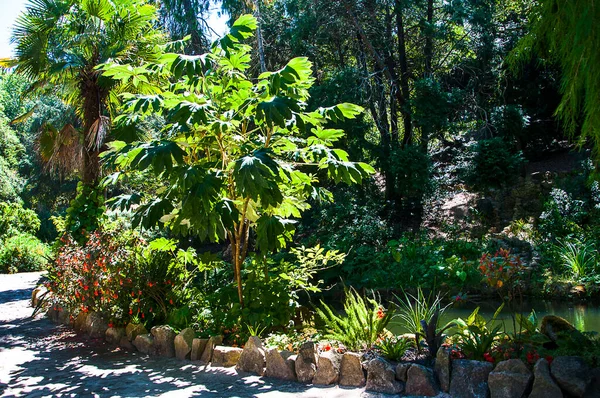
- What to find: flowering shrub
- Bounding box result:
[46,230,191,326]
[479,248,524,300]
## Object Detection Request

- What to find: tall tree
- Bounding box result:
[8,0,165,186]
[155,0,211,54]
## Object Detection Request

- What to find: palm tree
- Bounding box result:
[10,0,165,185]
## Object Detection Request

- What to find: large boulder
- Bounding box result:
[435,346,452,392]
[313,350,342,385]
[106,327,126,345]
[151,325,176,358]
[540,315,576,342]
[125,322,147,342]
[339,352,366,387]
[551,356,591,397]
[133,333,154,354]
[200,335,223,363]
[265,349,296,381]
[529,358,563,398]
[365,357,404,395]
[84,312,108,339]
[406,364,440,396]
[295,341,318,383]
[174,328,195,360]
[191,338,209,361]
[236,336,266,375]
[212,346,243,367]
[449,359,493,398]
[488,359,532,398]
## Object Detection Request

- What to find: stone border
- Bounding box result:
[45,306,599,397]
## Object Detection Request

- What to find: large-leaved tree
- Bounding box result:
[102,15,375,306]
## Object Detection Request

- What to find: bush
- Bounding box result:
[0,201,41,239]
[0,233,49,273]
[464,138,525,191]
[46,230,194,326]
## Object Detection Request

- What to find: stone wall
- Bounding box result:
[47,308,600,397]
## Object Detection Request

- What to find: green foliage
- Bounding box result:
[0,233,49,273]
[315,288,394,351]
[376,335,414,362]
[512,0,600,155]
[452,304,505,361]
[0,201,41,239]
[0,115,25,202]
[389,145,433,206]
[102,14,373,306]
[555,238,598,280]
[65,182,106,239]
[464,138,525,191]
[395,287,448,348]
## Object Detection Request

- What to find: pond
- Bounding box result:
[388,300,600,334]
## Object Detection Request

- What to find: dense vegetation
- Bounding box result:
[2,0,600,365]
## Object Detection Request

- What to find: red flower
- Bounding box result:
[545,355,553,365]
[84,285,89,291]
[169,299,174,305]
[129,308,133,315]
[108,322,114,328]
[483,352,494,363]
[376,308,385,319]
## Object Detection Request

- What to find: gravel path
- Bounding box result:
[0,272,366,398]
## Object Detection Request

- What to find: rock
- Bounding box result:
[125,322,147,342]
[488,359,532,398]
[200,335,223,363]
[106,327,126,345]
[84,312,108,338]
[541,315,576,342]
[133,333,154,354]
[365,357,404,395]
[212,346,243,367]
[449,359,493,398]
[73,311,88,331]
[119,336,136,351]
[295,341,319,383]
[395,362,411,382]
[265,349,296,381]
[406,364,440,396]
[584,368,600,398]
[150,325,176,358]
[339,352,366,387]
[191,338,209,361]
[236,336,266,375]
[529,358,563,398]
[435,346,452,392]
[174,328,195,360]
[314,350,342,385]
[57,309,71,325]
[551,356,591,397]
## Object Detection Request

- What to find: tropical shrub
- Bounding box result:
[555,238,597,279]
[479,248,524,300]
[46,230,196,326]
[316,288,394,351]
[102,14,373,309]
[451,305,505,361]
[395,287,449,349]
[0,233,50,273]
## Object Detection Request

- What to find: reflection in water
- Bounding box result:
[388,300,600,334]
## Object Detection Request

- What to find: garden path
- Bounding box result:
[0,272,365,398]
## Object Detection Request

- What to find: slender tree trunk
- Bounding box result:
[421,0,434,152]
[81,70,104,186]
[395,0,413,147]
[254,0,267,73]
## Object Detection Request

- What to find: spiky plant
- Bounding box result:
[315,287,394,351]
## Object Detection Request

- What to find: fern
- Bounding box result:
[315,287,394,351]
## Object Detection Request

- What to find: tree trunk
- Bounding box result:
[395,0,413,146]
[254,0,267,73]
[81,70,104,186]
